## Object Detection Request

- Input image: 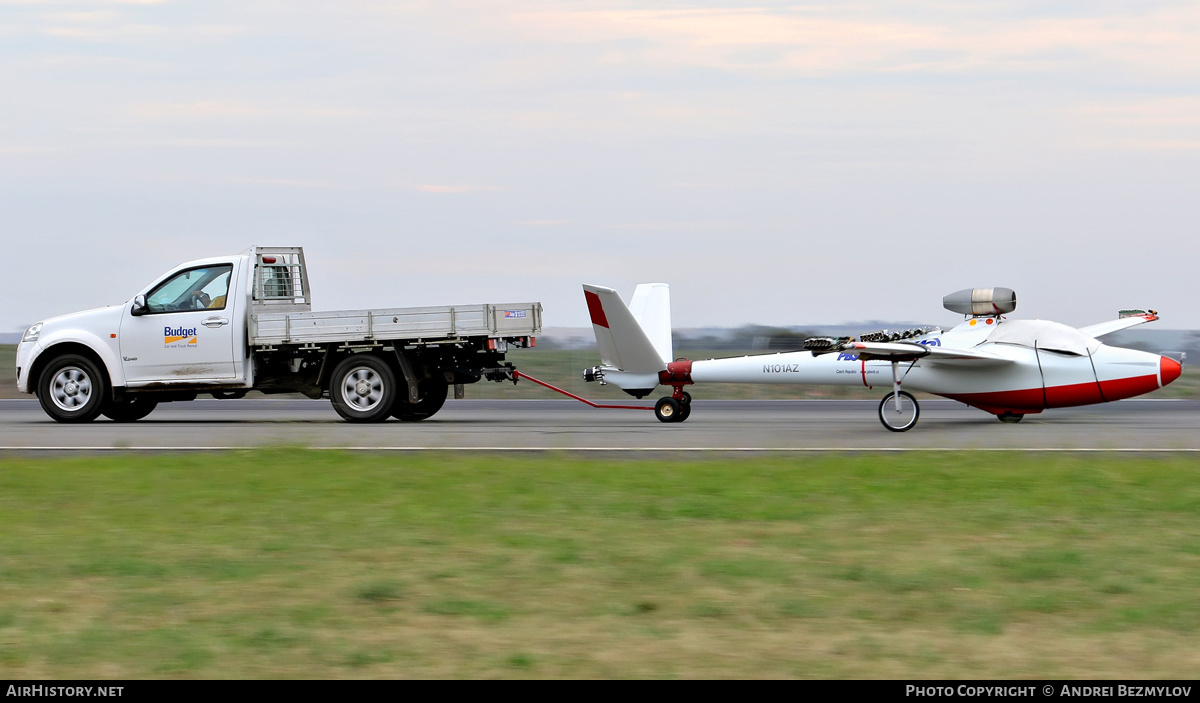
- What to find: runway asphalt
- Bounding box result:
[1,397,1197,452]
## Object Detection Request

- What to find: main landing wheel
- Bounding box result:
[878,391,919,432]
[655,397,686,423]
[996,412,1024,424]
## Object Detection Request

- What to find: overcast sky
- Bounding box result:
[2,0,1198,335]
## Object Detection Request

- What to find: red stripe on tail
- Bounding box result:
[585,291,609,328]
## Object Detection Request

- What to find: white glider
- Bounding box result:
[581,285,1184,431]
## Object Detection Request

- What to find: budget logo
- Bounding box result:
[164,326,198,347]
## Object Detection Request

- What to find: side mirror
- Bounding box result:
[131,294,148,316]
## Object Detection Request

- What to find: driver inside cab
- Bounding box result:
[189,291,226,308]
[145,264,232,314]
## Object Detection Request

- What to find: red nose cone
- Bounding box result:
[1160,356,1183,387]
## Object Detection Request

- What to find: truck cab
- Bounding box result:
[122,254,249,385]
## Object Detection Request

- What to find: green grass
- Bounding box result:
[1,344,15,398]
[0,450,1198,678]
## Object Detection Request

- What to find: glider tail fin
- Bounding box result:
[629,283,673,365]
[583,283,671,374]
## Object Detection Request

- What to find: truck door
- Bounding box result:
[120,262,239,383]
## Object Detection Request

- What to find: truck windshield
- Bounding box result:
[146,265,233,313]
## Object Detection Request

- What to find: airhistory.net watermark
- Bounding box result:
[5,687,123,698]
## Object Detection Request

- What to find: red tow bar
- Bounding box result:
[512,370,653,411]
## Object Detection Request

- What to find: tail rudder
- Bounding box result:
[628,283,672,364]
[583,284,669,375]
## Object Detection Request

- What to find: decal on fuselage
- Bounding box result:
[837,366,881,375]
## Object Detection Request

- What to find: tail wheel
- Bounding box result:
[329,354,397,423]
[392,379,449,422]
[997,412,1024,424]
[878,391,919,432]
[655,397,683,423]
[102,396,159,422]
[676,391,692,422]
[38,354,108,423]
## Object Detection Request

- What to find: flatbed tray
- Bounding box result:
[250,302,542,345]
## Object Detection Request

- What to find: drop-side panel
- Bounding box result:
[249,303,541,345]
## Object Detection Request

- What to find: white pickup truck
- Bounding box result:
[15,247,541,423]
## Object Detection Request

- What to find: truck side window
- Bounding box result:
[145,265,234,314]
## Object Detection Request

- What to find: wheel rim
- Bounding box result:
[341,367,385,412]
[660,404,674,418]
[881,394,917,430]
[50,366,93,413]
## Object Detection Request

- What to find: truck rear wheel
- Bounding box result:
[38,354,108,423]
[392,379,448,422]
[330,355,397,423]
[102,396,159,422]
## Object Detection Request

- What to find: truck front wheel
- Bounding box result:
[38,354,109,423]
[330,354,397,423]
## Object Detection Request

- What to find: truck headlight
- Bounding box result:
[22,323,42,343]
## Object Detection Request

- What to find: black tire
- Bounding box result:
[878,391,919,432]
[37,354,109,423]
[102,396,158,422]
[655,397,682,423]
[392,378,449,422]
[997,412,1024,424]
[329,354,397,423]
[677,391,693,421]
